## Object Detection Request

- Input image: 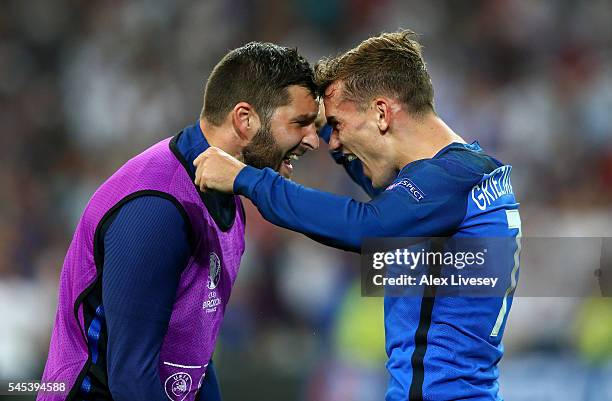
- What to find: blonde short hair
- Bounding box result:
[315,29,435,116]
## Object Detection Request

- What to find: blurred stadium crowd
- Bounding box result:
[0,0,611,400]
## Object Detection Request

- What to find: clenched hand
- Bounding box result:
[193,147,246,193]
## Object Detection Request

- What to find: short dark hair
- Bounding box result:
[202,42,316,125]
[315,29,435,116]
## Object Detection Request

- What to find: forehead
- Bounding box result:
[323,81,343,104]
[323,81,354,116]
[270,85,318,122]
[285,85,317,112]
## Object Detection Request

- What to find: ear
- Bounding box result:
[373,98,391,133]
[231,102,261,142]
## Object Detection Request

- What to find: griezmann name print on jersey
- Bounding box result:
[471,165,514,211]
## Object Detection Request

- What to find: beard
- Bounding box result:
[242,122,285,170]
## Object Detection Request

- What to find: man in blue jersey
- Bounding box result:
[193,30,521,400]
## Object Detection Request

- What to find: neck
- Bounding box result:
[199,119,245,160]
[394,113,465,169]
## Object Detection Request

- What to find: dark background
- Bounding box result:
[1,0,611,400]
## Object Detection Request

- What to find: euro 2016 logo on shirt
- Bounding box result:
[164,372,192,401]
[207,252,221,290]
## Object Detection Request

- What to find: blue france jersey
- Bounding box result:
[234,141,520,401]
[383,151,520,401]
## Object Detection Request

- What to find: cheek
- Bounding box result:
[340,126,366,150]
[337,123,354,144]
[271,119,300,147]
[278,129,301,149]
[270,126,291,148]
[292,126,311,146]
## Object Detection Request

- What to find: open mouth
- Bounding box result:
[284,152,300,164]
[344,153,358,162]
[280,151,301,176]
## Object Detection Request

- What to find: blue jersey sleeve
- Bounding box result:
[340,158,383,198]
[101,196,212,401]
[234,162,472,253]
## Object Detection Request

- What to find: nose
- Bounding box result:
[301,125,319,151]
[328,131,342,152]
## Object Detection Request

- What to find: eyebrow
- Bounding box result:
[292,112,318,123]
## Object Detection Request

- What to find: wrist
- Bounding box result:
[233,165,263,196]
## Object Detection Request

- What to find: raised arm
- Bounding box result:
[193,147,468,253]
[232,165,465,252]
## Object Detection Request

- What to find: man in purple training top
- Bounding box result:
[38,42,319,401]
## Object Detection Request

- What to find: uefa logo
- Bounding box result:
[164,372,192,401]
[207,252,221,290]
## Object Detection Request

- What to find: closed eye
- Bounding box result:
[327,116,340,130]
[293,113,318,127]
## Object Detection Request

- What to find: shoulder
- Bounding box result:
[104,195,192,245]
[386,144,502,202]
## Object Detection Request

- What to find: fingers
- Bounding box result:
[194,161,203,189]
[194,153,210,191]
[193,147,217,190]
[193,149,208,167]
[191,146,237,193]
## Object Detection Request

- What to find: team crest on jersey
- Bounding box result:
[164,372,192,401]
[207,252,221,290]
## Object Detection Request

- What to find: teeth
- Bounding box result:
[289,154,299,161]
[346,154,357,162]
